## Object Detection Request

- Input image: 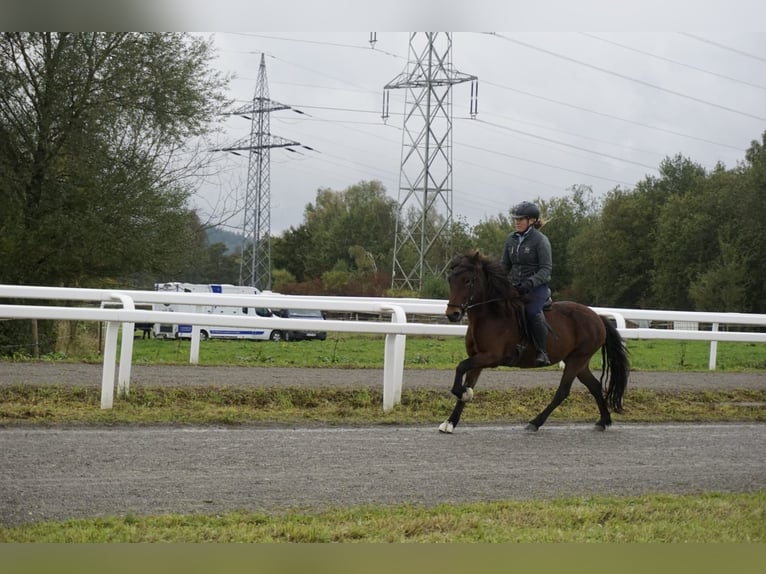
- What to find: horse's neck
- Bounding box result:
[471,298,523,325]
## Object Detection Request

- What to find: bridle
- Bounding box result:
[446,265,505,315]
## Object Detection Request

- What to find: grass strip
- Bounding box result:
[1,492,764,542]
[1,385,764,426]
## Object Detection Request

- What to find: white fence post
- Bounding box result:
[382,305,407,411]
[110,292,135,396]
[101,320,120,409]
[709,322,719,371]
[190,324,201,365]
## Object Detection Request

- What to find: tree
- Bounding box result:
[569,187,651,307]
[648,156,709,309]
[538,185,600,299]
[272,180,397,284]
[0,33,229,287]
[472,213,511,258]
[733,131,766,312]
[689,239,749,312]
[568,155,707,308]
[272,224,313,282]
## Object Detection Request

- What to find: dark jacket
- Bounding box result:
[501,226,552,288]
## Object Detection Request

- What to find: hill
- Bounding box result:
[205,226,242,254]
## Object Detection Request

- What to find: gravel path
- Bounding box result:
[1,362,764,527]
[2,423,764,526]
[3,362,766,391]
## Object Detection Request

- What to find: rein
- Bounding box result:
[446,270,507,312]
[464,297,505,311]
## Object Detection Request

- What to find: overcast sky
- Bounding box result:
[192,28,765,237]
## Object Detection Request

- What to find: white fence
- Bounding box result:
[2,284,766,411]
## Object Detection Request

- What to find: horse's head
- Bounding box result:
[446,249,520,321]
[445,250,484,322]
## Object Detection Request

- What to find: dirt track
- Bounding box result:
[3,362,766,391]
[1,363,765,527]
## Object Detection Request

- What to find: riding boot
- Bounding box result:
[529,312,551,367]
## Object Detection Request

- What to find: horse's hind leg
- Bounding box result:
[526,363,578,432]
[577,368,612,431]
[439,368,482,434]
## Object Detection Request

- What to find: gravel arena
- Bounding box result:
[1,363,765,526]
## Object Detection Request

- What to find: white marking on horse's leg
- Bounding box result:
[438,421,454,434]
[460,387,474,402]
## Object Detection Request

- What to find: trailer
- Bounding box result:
[151,282,279,341]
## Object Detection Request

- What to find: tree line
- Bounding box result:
[271,137,765,316]
[2,33,764,353]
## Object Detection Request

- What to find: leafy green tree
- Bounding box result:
[272,225,313,282]
[732,131,766,312]
[651,164,730,309]
[569,187,650,307]
[272,180,397,283]
[569,155,707,307]
[648,156,710,309]
[0,32,229,287]
[689,239,749,311]
[446,215,475,258]
[472,213,511,258]
[538,185,600,299]
[270,268,296,292]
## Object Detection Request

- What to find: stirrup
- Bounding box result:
[535,352,551,367]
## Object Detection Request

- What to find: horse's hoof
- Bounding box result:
[460,388,474,402]
[594,423,607,432]
[438,421,454,434]
[524,423,539,432]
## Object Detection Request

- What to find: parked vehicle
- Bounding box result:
[152,282,280,341]
[274,308,327,341]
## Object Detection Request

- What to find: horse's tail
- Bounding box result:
[599,316,630,413]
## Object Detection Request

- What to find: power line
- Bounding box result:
[458,140,637,186]
[457,156,570,193]
[464,110,665,159]
[581,32,766,91]
[223,32,405,60]
[473,118,658,170]
[223,35,750,157]
[680,33,766,64]
[490,33,766,122]
[270,102,661,171]
[482,79,746,151]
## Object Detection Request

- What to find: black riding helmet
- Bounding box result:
[511,201,540,220]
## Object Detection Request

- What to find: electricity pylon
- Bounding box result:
[383,33,478,292]
[217,53,299,290]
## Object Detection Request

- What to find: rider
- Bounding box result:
[501,201,552,367]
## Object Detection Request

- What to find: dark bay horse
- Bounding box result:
[442,250,629,433]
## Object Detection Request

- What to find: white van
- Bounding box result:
[152,282,280,341]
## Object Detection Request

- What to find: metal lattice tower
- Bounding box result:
[217,53,299,290]
[383,33,478,292]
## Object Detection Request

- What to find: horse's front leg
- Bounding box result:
[440,365,483,434]
[450,356,479,401]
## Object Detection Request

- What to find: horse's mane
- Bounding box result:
[471,251,527,335]
[479,254,516,302]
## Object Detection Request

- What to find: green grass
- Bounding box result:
[1,385,765,426]
[134,336,766,371]
[1,492,764,542]
[3,333,765,425]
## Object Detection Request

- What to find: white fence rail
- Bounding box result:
[2,284,765,411]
